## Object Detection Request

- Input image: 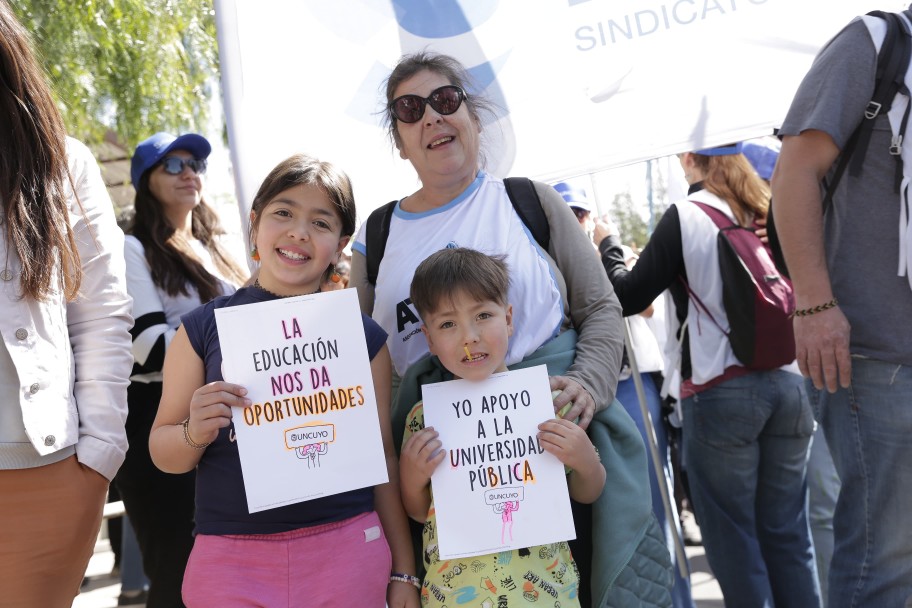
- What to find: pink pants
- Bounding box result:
[182,511,391,607]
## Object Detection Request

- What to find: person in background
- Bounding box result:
[349,51,671,607]
[116,514,150,606]
[595,143,820,608]
[558,183,695,608]
[336,256,351,286]
[744,136,840,607]
[553,181,596,241]
[106,210,150,608]
[321,255,348,292]
[0,2,133,604]
[149,153,419,607]
[772,8,912,606]
[115,131,248,608]
[740,139,780,185]
[400,247,605,607]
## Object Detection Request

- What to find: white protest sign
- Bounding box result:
[422,365,575,559]
[214,288,388,513]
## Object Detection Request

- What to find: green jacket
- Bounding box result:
[393,329,669,606]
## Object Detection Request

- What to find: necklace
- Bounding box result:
[253,277,320,298]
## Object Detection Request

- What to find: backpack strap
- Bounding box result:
[504,177,550,252]
[889,11,912,194]
[364,200,396,286]
[769,10,912,278]
[676,274,726,338]
[830,10,912,204]
[365,177,551,286]
[690,200,736,230]
[678,202,731,336]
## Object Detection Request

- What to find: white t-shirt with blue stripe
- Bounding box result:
[352,172,563,377]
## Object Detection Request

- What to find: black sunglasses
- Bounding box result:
[389,85,467,124]
[159,156,207,176]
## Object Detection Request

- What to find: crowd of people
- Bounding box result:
[2,1,911,607]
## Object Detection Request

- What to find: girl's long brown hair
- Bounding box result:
[0,1,81,301]
[691,152,771,226]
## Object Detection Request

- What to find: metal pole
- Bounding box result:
[646,159,655,234]
[588,172,601,219]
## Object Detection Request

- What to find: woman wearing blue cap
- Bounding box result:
[115,132,248,608]
[554,182,597,242]
[595,145,820,608]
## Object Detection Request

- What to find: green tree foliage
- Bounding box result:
[12,0,218,150]
[609,191,657,252]
[649,159,668,233]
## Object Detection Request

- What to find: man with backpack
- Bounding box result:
[772,7,912,608]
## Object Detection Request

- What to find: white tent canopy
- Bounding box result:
[215,0,899,222]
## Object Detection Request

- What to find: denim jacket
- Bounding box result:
[0,138,133,481]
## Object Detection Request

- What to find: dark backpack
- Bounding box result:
[364,177,550,285]
[687,202,796,370]
[768,8,912,277]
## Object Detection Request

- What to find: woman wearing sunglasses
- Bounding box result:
[349,52,658,608]
[115,132,248,608]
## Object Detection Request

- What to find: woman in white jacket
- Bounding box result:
[0,3,133,605]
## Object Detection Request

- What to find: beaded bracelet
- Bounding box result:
[792,298,839,318]
[182,418,211,450]
[389,572,421,589]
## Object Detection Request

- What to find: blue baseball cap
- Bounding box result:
[695,142,743,156]
[130,132,211,187]
[741,140,780,181]
[553,182,593,213]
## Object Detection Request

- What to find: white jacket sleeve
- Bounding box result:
[66,138,134,481]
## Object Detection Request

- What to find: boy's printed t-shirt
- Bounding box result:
[404,401,581,607]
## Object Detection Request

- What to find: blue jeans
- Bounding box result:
[807,424,839,608]
[120,515,148,592]
[617,374,695,608]
[808,357,912,608]
[682,370,819,608]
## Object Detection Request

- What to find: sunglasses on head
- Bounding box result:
[158,156,207,176]
[388,85,467,124]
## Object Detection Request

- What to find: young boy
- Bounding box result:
[399,247,606,607]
